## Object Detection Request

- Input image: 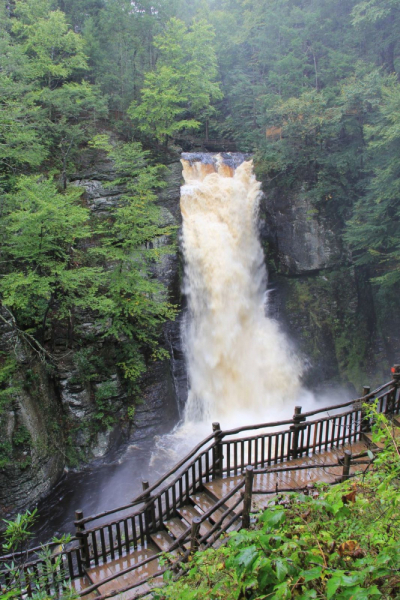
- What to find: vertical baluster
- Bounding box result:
[247,439,252,466]
[254,437,259,468]
[75,548,83,577]
[124,519,130,554]
[318,420,324,451]
[299,425,305,456]
[343,413,349,445]
[312,422,318,454]
[74,510,90,569]
[67,551,74,579]
[261,436,265,467]
[185,470,190,501]
[179,475,183,503]
[234,442,238,475]
[361,386,371,434]
[241,441,245,471]
[349,412,353,443]
[227,442,231,476]
[268,435,272,465]
[107,524,114,559]
[138,513,145,546]
[337,416,342,445]
[331,417,337,447]
[205,450,210,482]
[324,420,330,450]
[280,432,285,462]
[100,528,107,562]
[116,522,123,557]
[91,531,99,565]
[51,555,60,593]
[157,496,162,529]
[275,434,279,463]
[164,486,170,520]
[172,483,177,516]
[305,423,311,455]
[131,516,137,549]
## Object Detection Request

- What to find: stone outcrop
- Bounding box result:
[0,157,186,525]
[260,183,392,391]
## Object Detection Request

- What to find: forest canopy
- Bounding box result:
[1,0,400,390]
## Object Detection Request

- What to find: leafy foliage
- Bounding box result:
[1,509,78,600]
[128,17,222,144]
[155,408,400,599]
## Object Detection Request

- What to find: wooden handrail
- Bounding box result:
[2,375,396,594]
[75,379,395,526]
[76,432,216,526]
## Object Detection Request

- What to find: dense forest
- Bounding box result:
[1,0,400,501]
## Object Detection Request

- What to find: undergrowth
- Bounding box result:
[154,404,400,600]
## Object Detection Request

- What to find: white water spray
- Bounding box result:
[180,153,303,427]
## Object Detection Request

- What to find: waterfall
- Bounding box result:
[180,153,303,427]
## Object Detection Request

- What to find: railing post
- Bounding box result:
[75,510,90,569]
[341,450,352,482]
[361,386,371,432]
[390,365,400,414]
[290,406,306,459]
[142,481,156,539]
[212,422,223,480]
[190,517,202,553]
[242,465,254,529]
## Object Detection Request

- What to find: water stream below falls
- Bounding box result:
[29,152,344,545]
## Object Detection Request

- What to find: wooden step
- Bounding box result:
[150,530,177,554]
[87,543,160,596]
[176,504,212,537]
[164,517,190,540]
[362,432,385,449]
[72,575,100,600]
[391,414,400,427]
[191,491,229,523]
[204,478,243,513]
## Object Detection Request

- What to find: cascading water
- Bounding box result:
[180,153,303,427]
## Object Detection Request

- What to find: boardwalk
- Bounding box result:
[1,370,399,600]
[74,441,370,600]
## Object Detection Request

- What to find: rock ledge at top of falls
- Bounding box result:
[181,152,251,170]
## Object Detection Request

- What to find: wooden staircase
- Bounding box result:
[78,440,370,600]
[2,371,399,600]
[79,488,240,599]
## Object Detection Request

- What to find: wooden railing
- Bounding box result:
[2,368,399,599]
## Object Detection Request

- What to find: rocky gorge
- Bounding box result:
[0,149,398,529]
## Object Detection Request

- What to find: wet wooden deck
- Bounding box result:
[74,440,368,599]
[206,440,367,513]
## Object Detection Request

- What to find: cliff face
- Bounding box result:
[260,182,397,391]
[0,158,185,524]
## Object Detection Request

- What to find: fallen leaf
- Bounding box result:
[338,540,359,557]
[342,490,357,504]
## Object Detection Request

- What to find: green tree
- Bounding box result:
[0,176,101,339]
[89,136,177,384]
[8,0,107,187]
[128,17,222,145]
[0,2,47,185]
[346,77,400,287]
